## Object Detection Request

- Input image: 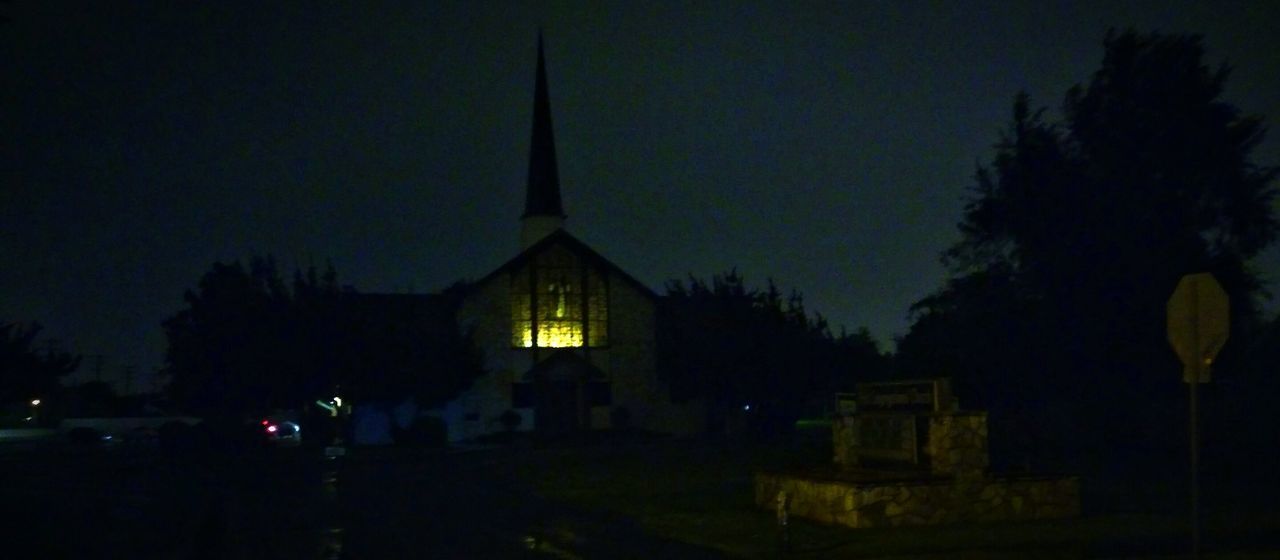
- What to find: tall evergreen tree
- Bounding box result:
[899,30,1278,459]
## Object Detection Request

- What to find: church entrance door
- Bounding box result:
[535,378,582,437]
[527,350,601,438]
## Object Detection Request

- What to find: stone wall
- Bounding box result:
[925,412,988,478]
[755,470,1080,528]
[797,390,1074,529]
[605,269,662,430]
[832,415,859,466]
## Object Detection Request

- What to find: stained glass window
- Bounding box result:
[511,246,608,348]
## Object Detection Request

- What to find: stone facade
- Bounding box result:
[755,470,1080,528]
[603,267,703,436]
[925,412,989,478]
[831,414,859,466]
[441,232,702,441]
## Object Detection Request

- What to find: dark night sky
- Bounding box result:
[3,2,1279,392]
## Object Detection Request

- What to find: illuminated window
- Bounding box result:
[511,246,608,348]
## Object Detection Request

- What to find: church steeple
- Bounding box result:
[521,32,566,249]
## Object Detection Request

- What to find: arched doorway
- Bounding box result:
[525,350,604,438]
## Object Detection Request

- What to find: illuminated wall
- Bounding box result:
[511,245,608,348]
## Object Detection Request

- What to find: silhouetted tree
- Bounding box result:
[162,257,298,415]
[0,322,80,406]
[334,291,485,409]
[64,380,122,417]
[659,270,888,435]
[1213,310,1280,455]
[898,30,1278,462]
[163,257,484,418]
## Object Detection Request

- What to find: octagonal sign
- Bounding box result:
[1167,273,1229,383]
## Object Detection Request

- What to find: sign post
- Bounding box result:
[1167,272,1229,559]
[775,490,790,553]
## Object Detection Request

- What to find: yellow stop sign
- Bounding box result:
[1167,273,1229,383]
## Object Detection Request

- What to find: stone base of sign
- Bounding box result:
[796,381,1079,529]
[754,467,1079,528]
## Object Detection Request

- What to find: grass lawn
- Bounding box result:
[495,436,1280,559]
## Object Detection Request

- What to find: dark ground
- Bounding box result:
[3,434,1278,560]
[337,445,725,559]
[0,437,724,560]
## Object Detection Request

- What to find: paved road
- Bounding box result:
[334,447,725,559]
[0,439,206,558]
[0,440,724,559]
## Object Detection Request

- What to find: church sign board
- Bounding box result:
[842,378,956,466]
[855,378,954,413]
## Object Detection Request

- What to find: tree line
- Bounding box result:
[155,258,888,429]
[0,322,80,409]
[160,257,484,419]
[895,30,1278,468]
[659,270,888,435]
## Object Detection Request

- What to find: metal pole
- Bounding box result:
[1189,370,1200,559]
[776,490,790,554]
[1187,283,1202,560]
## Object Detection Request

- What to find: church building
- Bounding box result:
[431,37,703,441]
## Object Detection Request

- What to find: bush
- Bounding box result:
[158,421,196,453]
[610,406,632,431]
[500,409,522,432]
[395,415,447,447]
[197,416,269,451]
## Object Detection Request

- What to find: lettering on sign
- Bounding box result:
[855,378,953,413]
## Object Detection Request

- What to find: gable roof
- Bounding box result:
[469,229,657,299]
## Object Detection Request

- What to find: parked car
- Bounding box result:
[260,417,302,446]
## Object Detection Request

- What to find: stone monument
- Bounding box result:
[756,378,1080,528]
